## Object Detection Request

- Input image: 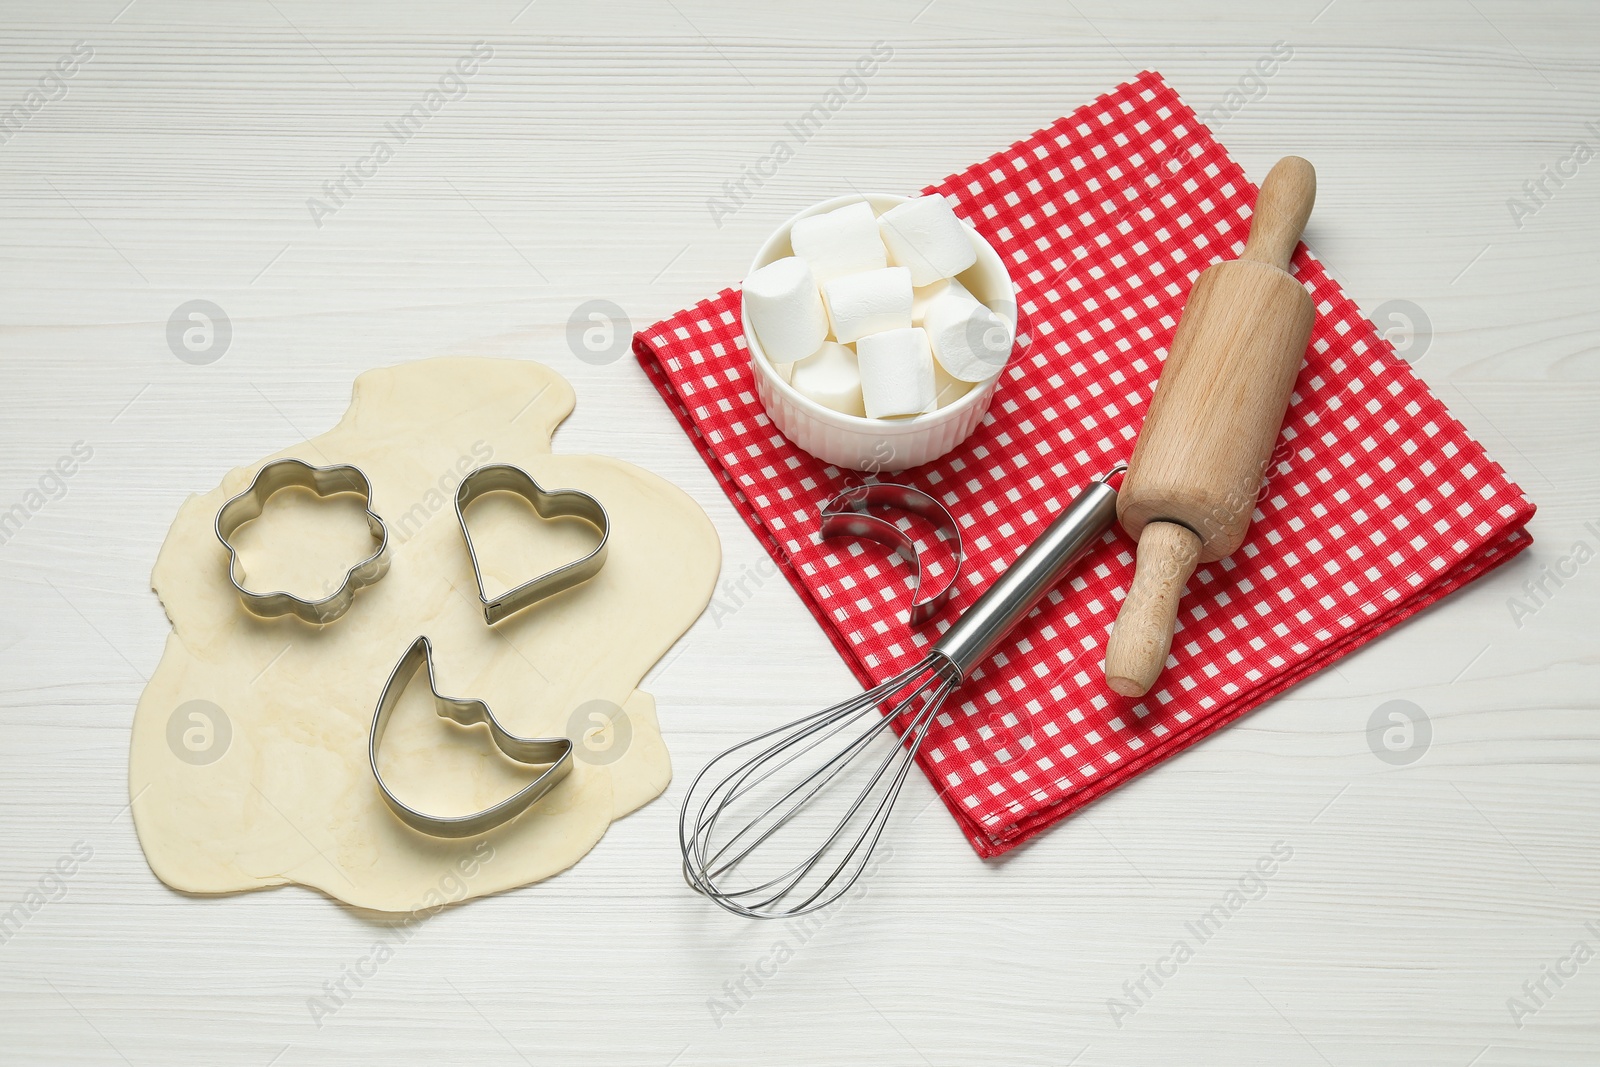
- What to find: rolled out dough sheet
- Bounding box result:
[128,358,720,913]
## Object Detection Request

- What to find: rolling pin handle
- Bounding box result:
[1105,521,1203,698]
[1239,156,1316,272]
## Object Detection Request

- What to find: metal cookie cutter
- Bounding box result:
[215,458,390,625]
[369,636,574,838]
[818,482,964,625]
[455,464,609,625]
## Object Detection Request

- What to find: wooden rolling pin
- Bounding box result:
[1104,156,1317,698]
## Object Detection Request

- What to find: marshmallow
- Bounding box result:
[789,340,865,417]
[911,277,975,324]
[822,266,913,344]
[856,327,935,419]
[928,358,972,411]
[878,194,978,286]
[923,292,1012,382]
[789,201,888,282]
[745,256,829,364]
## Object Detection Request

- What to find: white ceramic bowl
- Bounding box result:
[744,193,1016,472]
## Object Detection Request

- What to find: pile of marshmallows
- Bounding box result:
[745,195,1013,420]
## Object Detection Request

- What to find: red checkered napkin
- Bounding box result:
[633,71,1535,857]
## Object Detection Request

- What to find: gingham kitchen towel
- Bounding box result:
[634,70,1536,857]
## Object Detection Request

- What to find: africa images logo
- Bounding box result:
[305,42,494,228]
[705,42,894,228]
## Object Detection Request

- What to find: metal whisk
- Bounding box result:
[680,468,1122,919]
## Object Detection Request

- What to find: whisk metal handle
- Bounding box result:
[933,474,1120,679]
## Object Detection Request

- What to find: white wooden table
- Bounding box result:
[3,1,1597,1063]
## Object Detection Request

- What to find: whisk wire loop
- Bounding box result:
[679,474,1122,920]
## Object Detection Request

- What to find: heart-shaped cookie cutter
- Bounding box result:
[369,636,575,838]
[818,482,964,625]
[455,463,609,625]
[215,458,390,625]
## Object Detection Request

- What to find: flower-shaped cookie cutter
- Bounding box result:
[454,463,609,625]
[818,482,964,625]
[214,458,390,625]
[369,636,574,838]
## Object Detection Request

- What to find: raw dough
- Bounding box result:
[128,358,719,913]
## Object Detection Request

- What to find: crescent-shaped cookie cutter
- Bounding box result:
[455,464,610,625]
[214,458,390,625]
[369,636,575,838]
[818,482,964,625]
